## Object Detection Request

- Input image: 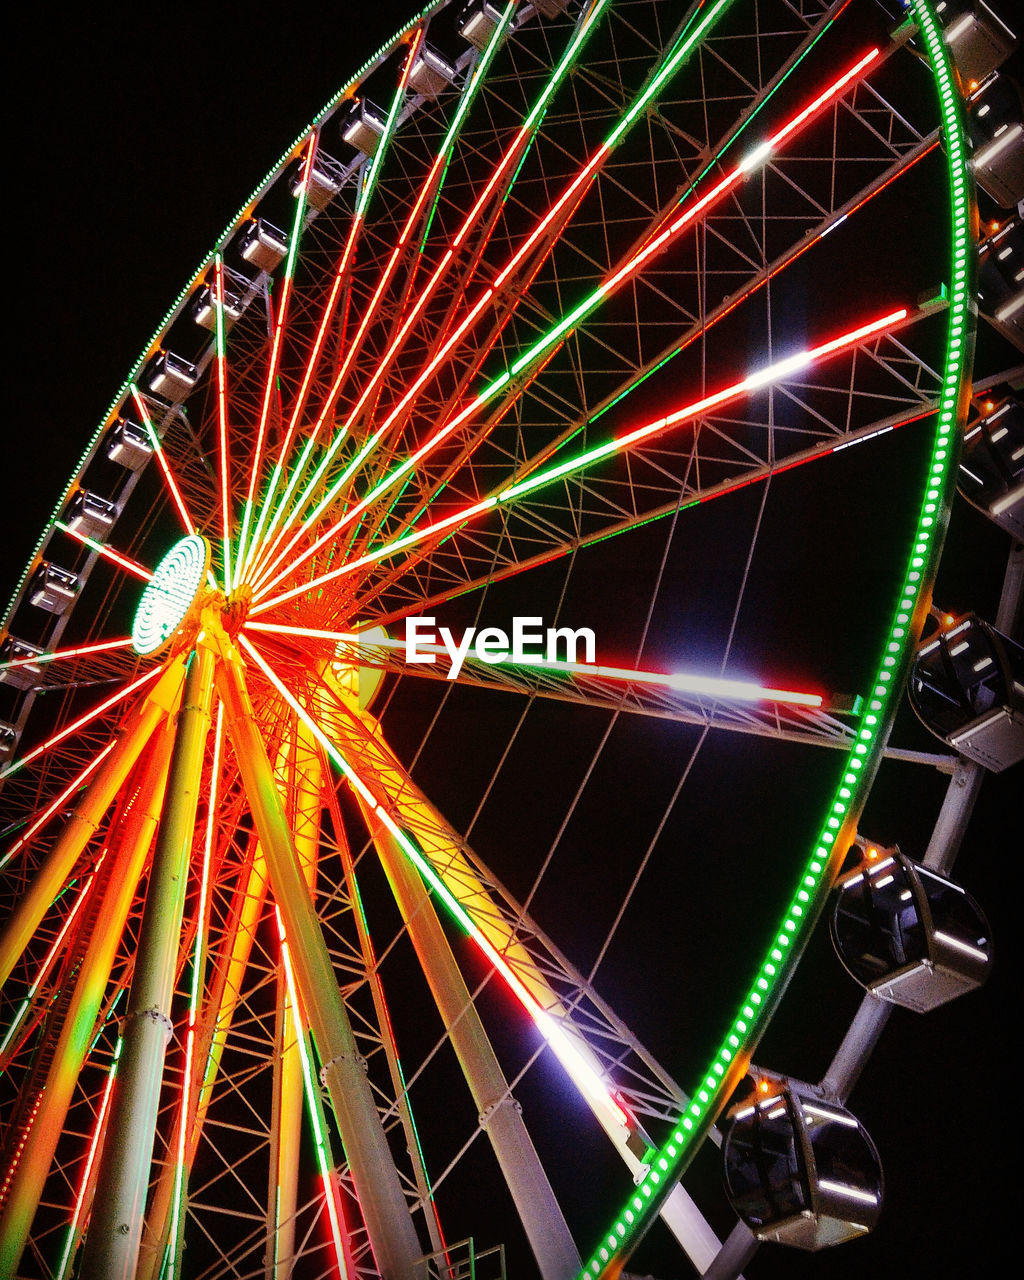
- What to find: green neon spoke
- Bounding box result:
[260,0,737,605]
[576,1,975,1272]
[271,0,605,563]
[249,3,519,581]
[308,0,842,566]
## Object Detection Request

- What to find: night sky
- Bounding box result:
[4,2,1018,1277]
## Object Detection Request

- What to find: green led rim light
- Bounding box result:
[131,535,210,656]
[578,1,976,1273]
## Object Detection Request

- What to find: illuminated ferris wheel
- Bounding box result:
[1,1,1018,1277]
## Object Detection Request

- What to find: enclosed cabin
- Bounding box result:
[722,1074,883,1249]
[976,218,1023,351]
[940,1,1018,85]
[106,418,154,472]
[146,350,198,404]
[0,639,44,691]
[28,563,79,615]
[238,218,289,273]
[968,72,1024,207]
[831,844,992,1012]
[289,148,345,211]
[65,491,117,542]
[341,100,388,158]
[407,47,456,100]
[459,1,508,51]
[191,265,250,332]
[909,613,1024,771]
[958,396,1024,536]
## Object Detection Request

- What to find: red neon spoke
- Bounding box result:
[0,742,117,872]
[241,633,630,1131]
[214,254,234,593]
[236,133,318,580]
[245,32,426,586]
[0,637,133,671]
[54,522,152,582]
[362,397,933,631]
[250,5,606,588]
[251,46,884,605]
[250,304,909,616]
[129,386,198,540]
[243,622,825,707]
[0,666,163,783]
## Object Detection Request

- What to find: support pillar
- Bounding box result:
[215,644,423,1280]
[81,645,215,1280]
[368,817,580,1280]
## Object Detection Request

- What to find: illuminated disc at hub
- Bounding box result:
[132,535,210,655]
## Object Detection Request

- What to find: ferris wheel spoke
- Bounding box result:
[0,859,101,1072]
[0,657,183,992]
[359,378,942,634]
[0,743,117,880]
[0,660,172,788]
[211,254,236,592]
[250,301,909,617]
[246,34,429,591]
[234,136,318,581]
[374,637,956,764]
[249,0,738,601]
[127,385,200,541]
[246,0,613,598]
[252,31,894,610]
[52,521,152,583]
[278,648,707,1135]
[303,661,751,1270]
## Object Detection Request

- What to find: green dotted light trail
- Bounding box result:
[576,2,976,1273]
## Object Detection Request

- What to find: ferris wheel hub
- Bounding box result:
[131,535,211,656]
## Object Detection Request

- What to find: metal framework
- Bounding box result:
[0,0,1001,1277]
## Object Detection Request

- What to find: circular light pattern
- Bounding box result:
[131,535,210,655]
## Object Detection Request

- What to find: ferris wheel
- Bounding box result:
[1,0,1014,1277]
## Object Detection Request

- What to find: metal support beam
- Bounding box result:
[268,724,321,1278]
[321,686,728,1274]
[81,645,215,1280]
[368,816,580,1280]
[0,713,177,1275]
[701,1222,759,1279]
[215,637,424,1280]
[0,656,187,988]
